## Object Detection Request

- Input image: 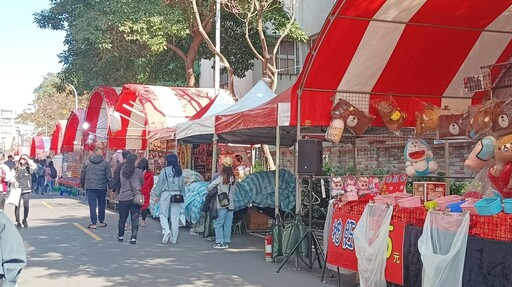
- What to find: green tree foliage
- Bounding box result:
[16,73,89,134]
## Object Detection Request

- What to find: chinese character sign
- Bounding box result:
[380,174,408,194]
[326,212,405,285]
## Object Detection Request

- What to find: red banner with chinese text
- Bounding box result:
[381,174,408,194]
[326,212,405,285]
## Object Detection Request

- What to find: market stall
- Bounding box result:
[82,86,121,152]
[108,84,224,150]
[30,136,51,159]
[59,109,86,190]
[49,120,67,156]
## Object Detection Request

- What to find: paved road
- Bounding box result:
[4,194,356,287]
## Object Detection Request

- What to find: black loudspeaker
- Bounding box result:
[298,139,323,176]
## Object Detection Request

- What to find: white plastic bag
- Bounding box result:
[6,188,21,207]
[418,210,470,287]
[353,203,394,287]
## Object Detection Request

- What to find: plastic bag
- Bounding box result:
[6,188,21,206]
[353,203,394,287]
[296,216,310,260]
[415,102,441,135]
[438,114,465,138]
[466,102,493,140]
[325,119,344,144]
[203,212,215,238]
[331,98,374,136]
[282,213,299,256]
[418,210,470,287]
[271,215,284,258]
[462,167,495,199]
[373,96,406,134]
[491,99,512,137]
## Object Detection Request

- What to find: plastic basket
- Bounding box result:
[504,199,512,214]
[446,200,467,213]
[375,193,411,205]
[460,198,479,215]
[397,195,421,208]
[435,195,462,210]
[474,197,502,216]
[424,200,438,210]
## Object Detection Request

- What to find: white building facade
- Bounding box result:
[199,0,336,97]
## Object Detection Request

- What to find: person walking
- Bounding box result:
[153,153,184,244]
[112,150,131,193]
[45,161,58,193]
[137,158,154,227]
[36,159,46,194]
[4,155,15,171]
[80,147,112,229]
[0,153,14,210]
[117,154,143,244]
[14,155,37,228]
[207,157,237,249]
[0,209,27,286]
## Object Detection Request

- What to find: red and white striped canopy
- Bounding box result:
[83,86,120,151]
[290,0,512,127]
[108,85,217,150]
[215,88,295,145]
[30,136,51,159]
[61,109,85,153]
[50,120,68,155]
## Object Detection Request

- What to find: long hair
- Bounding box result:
[137,158,149,172]
[48,161,54,168]
[165,153,182,177]
[122,154,138,179]
[221,166,235,185]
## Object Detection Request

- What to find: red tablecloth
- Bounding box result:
[57,177,80,188]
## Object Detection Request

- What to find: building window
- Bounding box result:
[277,41,299,75]
[307,33,319,51]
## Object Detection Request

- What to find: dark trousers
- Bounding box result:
[86,189,107,224]
[0,192,6,210]
[118,200,140,239]
[141,208,149,221]
[37,176,45,194]
[15,193,30,223]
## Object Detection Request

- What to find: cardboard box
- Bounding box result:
[247,207,272,230]
[413,182,447,201]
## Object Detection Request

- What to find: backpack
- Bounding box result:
[37,164,45,177]
[50,167,58,179]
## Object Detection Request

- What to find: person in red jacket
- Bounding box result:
[137,158,154,227]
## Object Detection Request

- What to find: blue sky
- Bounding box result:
[0,1,65,112]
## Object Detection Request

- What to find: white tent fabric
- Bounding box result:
[176,80,277,144]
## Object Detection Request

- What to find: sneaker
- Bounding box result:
[117,236,124,242]
[22,219,28,228]
[162,232,171,244]
[223,242,230,248]
[16,222,22,229]
[213,243,228,249]
[130,238,136,245]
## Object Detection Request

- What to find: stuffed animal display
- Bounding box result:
[343,176,358,193]
[367,176,380,193]
[466,103,493,140]
[438,114,466,138]
[491,99,512,137]
[488,134,512,198]
[325,118,344,144]
[464,136,496,171]
[356,176,369,195]
[404,139,439,176]
[375,97,406,134]
[330,176,345,197]
[415,103,440,135]
[330,98,374,136]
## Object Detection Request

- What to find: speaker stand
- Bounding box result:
[276,176,333,278]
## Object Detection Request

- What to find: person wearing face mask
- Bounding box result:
[13,155,37,228]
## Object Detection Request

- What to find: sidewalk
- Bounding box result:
[4,194,357,287]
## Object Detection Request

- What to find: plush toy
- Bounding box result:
[343,176,358,193]
[375,97,406,134]
[330,176,345,197]
[367,176,380,193]
[466,103,493,140]
[488,134,512,198]
[404,139,439,176]
[464,136,496,171]
[325,119,344,144]
[356,176,370,195]
[491,99,512,137]
[415,103,441,135]
[438,114,465,138]
[330,98,374,136]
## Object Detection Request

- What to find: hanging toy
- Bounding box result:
[356,176,370,196]
[438,114,465,138]
[488,134,512,198]
[491,99,512,137]
[415,102,440,135]
[464,136,496,171]
[374,96,406,134]
[330,98,374,136]
[330,176,345,197]
[404,139,439,176]
[325,118,344,144]
[466,102,493,140]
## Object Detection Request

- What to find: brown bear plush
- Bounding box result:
[438,114,465,138]
[375,98,406,134]
[415,103,440,135]
[330,98,374,136]
[492,99,512,138]
[466,103,493,140]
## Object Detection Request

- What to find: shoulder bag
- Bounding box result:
[165,168,184,203]
[128,178,144,206]
[218,183,231,208]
